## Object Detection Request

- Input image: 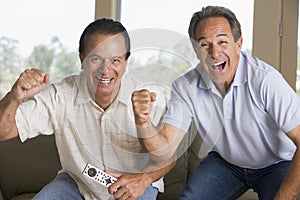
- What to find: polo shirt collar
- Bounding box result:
[232,52,247,87]
[196,63,213,90]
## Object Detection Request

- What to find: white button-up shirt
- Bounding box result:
[16,71,166,199]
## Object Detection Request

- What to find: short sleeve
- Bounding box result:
[16,85,59,142]
[261,71,300,133]
[163,80,193,132]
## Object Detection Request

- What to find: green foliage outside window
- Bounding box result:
[0,36,81,98]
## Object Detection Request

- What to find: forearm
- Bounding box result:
[132,89,185,163]
[274,149,300,200]
[137,123,183,162]
[0,92,19,141]
[136,123,169,154]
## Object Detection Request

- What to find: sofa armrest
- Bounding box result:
[0,135,61,200]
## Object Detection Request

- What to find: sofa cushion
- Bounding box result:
[0,135,61,200]
[10,193,36,200]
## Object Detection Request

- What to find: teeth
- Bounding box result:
[213,61,225,66]
[211,61,226,71]
[100,78,111,81]
[96,77,113,83]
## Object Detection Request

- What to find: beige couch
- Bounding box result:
[0,130,258,200]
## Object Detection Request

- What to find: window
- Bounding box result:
[120,0,254,93]
[121,0,253,50]
[0,0,95,98]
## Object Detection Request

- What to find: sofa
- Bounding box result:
[0,135,61,200]
[0,128,258,200]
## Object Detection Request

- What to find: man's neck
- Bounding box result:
[215,82,231,97]
[95,89,120,110]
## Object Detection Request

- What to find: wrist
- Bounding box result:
[7,91,24,104]
[136,122,159,139]
[135,119,151,127]
[141,172,154,186]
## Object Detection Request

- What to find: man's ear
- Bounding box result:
[236,36,243,53]
[79,53,84,69]
[79,53,84,63]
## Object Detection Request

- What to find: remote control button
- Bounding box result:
[88,168,97,177]
[105,177,113,186]
[83,163,117,188]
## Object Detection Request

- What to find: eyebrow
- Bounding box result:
[89,54,102,58]
[197,33,229,42]
[89,54,124,59]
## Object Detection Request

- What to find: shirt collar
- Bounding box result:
[115,74,133,106]
[232,52,247,87]
[196,63,214,90]
[74,71,93,105]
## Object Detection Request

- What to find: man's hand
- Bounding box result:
[274,125,300,199]
[11,68,49,103]
[0,68,49,140]
[107,171,151,200]
[131,89,156,127]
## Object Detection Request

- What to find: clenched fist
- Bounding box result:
[131,89,156,127]
[11,68,49,103]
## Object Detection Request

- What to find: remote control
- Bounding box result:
[82,163,117,187]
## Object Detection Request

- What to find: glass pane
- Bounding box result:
[121,0,253,52]
[121,0,254,94]
[0,0,95,98]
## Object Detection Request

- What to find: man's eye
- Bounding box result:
[112,58,121,64]
[219,40,228,45]
[90,57,102,63]
[199,43,210,50]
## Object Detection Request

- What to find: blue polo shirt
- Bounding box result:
[163,51,300,168]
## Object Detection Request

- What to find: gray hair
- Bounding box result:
[188,6,242,46]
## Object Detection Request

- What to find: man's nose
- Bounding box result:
[99,59,113,74]
[209,44,220,58]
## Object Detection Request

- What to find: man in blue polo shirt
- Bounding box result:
[131,6,300,200]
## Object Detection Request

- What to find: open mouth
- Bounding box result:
[211,61,226,71]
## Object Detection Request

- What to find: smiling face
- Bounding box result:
[195,17,242,93]
[80,33,128,109]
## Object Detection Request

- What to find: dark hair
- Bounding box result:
[188,6,241,45]
[79,18,131,59]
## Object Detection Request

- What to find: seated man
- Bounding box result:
[132,6,300,200]
[0,18,174,200]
